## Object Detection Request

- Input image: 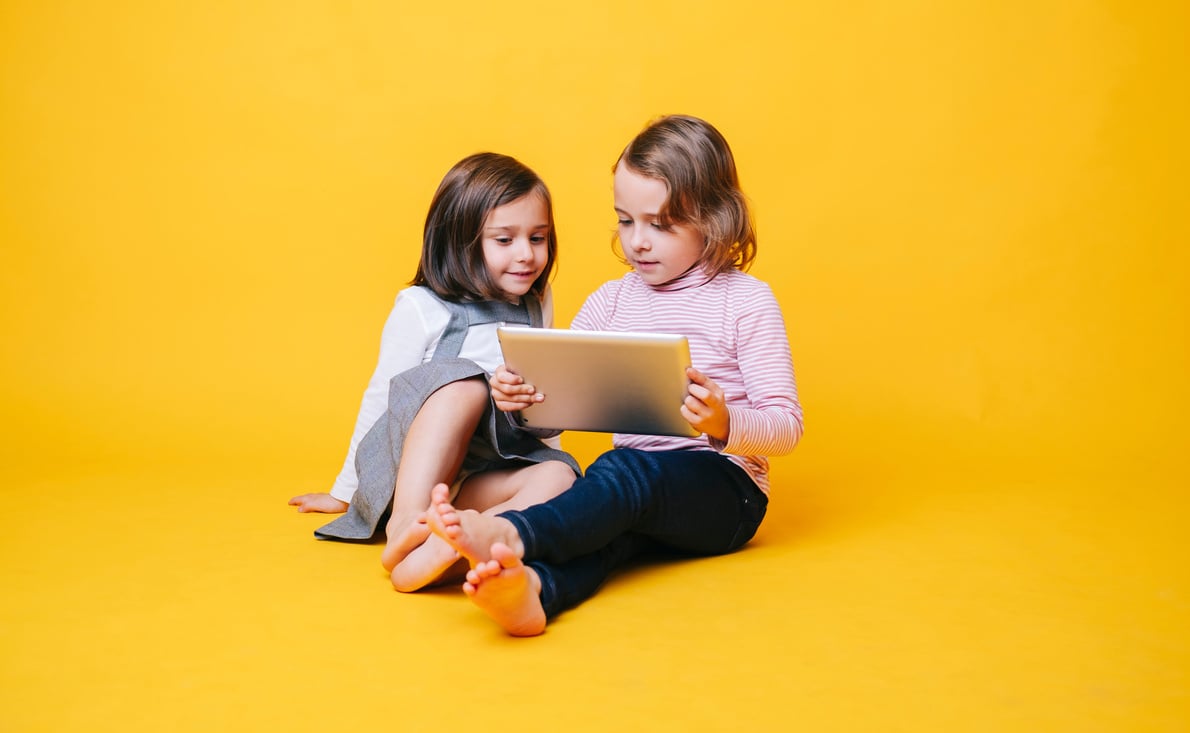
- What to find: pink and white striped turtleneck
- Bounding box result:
[570,267,803,494]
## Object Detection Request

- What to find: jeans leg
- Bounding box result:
[531,533,655,618]
[501,448,768,616]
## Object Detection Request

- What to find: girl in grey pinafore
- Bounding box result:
[314,289,580,541]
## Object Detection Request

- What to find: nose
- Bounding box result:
[512,236,534,261]
[627,224,650,251]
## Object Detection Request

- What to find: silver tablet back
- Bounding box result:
[497,326,699,437]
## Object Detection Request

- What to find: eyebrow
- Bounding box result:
[484,225,551,234]
[614,207,660,219]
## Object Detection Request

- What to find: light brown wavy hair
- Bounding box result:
[615,115,756,274]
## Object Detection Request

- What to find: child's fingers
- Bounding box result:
[491,365,524,386]
[493,383,538,399]
[685,368,723,404]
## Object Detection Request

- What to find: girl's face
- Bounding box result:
[481,192,551,301]
[613,163,705,286]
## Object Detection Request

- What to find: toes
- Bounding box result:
[468,559,499,583]
[490,542,519,568]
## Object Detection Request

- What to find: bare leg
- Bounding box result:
[455,460,576,515]
[392,460,575,591]
[464,542,547,637]
[425,483,524,567]
[389,516,459,592]
[380,378,488,574]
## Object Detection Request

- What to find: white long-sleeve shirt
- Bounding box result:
[571,268,802,494]
[330,286,556,503]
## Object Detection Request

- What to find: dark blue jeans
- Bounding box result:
[497,448,768,618]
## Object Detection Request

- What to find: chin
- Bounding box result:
[502,284,533,298]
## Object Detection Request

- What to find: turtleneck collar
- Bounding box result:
[647,264,715,292]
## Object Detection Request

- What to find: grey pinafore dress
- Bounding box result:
[315,289,580,541]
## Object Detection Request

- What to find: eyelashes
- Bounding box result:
[617,219,671,232]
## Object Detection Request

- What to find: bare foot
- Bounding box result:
[464,542,546,637]
[390,533,462,592]
[425,483,523,566]
[380,511,429,572]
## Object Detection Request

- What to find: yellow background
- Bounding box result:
[1,1,1186,731]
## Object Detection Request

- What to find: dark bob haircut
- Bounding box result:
[412,152,558,302]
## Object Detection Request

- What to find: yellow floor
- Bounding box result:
[3,457,1185,732]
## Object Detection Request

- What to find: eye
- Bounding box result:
[530,234,547,244]
[617,218,631,227]
[494,236,513,244]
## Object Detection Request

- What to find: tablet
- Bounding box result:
[496,326,700,437]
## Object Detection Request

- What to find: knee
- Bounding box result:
[588,448,642,474]
[538,460,578,497]
[585,448,658,486]
[434,376,489,403]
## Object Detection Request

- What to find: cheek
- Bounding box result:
[481,245,505,272]
[678,235,705,264]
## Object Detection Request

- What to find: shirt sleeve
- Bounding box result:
[569,280,618,331]
[329,290,435,503]
[716,283,804,458]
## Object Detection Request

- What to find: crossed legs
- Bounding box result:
[389,459,575,591]
[380,377,575,592]
[424,448,767,635]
